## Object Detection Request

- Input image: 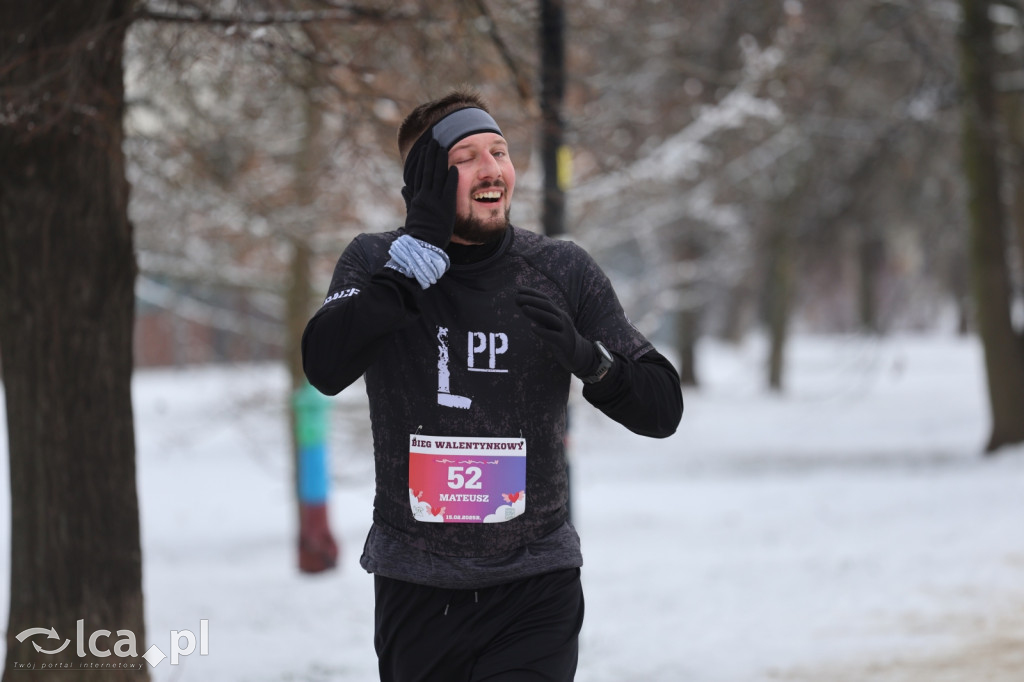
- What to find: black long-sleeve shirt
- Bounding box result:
[302,225,682,587]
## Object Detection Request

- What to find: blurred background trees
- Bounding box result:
[122,0,1024,449]
[565,1,968,388]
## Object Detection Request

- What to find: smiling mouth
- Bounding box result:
[472,190,503,203]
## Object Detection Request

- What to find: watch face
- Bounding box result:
[583,341,613,383]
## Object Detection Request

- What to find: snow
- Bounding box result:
[1,334,1023,680]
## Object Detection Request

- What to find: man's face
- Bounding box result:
[447,132,516,245]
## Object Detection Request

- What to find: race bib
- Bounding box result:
[408,435,526,523]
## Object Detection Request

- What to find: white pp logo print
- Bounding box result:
[467,331,508,373]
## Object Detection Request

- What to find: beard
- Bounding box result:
[452,204,511,245]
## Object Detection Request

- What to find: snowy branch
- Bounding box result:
[136,276,284,343]
[133,2,420,26]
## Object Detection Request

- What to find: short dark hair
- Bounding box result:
[398,87,492,161]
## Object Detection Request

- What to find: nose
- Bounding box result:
[477,151,501,180]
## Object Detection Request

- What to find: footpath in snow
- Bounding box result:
[0,334,1022,681]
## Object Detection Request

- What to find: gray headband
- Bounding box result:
[430,107,503,149]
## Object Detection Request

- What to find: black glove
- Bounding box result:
[402,138,459,249]
[516,286,599,377]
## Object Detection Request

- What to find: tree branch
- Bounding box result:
[133,2,420,26]
[473,0,535,108]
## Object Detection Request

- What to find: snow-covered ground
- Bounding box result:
[1,334,1023,680]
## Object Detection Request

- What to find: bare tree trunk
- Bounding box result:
[949,254,973,336]
[287,79,322,446]
[720,267,754,345]
[1000,84,1024,284]
[766,220,793,392]
[0,1,146,678]
[675,308,701,387]
[287,238,314,473]
[958,0,1024,453]
[858,223,884,335]
[673,232,701,386]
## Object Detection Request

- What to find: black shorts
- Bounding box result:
[374,568,585,682]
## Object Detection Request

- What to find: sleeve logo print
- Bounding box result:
[322,287,360,306]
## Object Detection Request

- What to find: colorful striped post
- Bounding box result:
[293,381,339,573]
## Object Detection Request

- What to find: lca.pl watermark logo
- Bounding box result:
[13,620,208,670]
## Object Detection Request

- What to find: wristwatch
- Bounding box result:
[580,341,614,384]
